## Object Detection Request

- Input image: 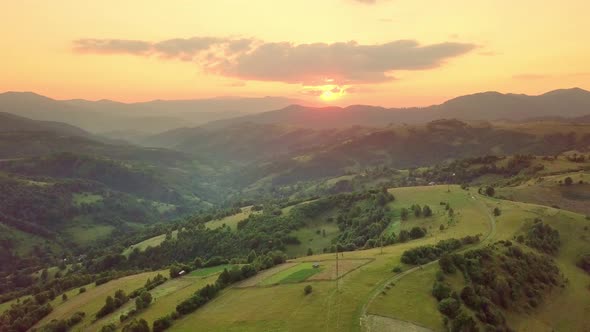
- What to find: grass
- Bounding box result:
[33,270,167,330]
[63,216,114,245]
[368,263,445,331]
[189,265,235,277]
[259,263,322,286]
[285,222,339,257]
[205,206,260,231]
[122,230,178,256]
[498,171,590,215]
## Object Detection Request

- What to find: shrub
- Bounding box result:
[153,315,173,332]
[304,285,313,295]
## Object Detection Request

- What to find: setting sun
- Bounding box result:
[319,85,345,102]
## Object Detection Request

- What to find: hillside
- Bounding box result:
[0,112,90,137]
[14,184,589,332]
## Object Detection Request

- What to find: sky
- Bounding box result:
[1,0,589,107]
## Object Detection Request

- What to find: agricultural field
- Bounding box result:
[33,270,167,330]
[204,205,261,231]
[122,230,179,256]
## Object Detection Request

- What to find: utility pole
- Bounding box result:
[335,246,339,291]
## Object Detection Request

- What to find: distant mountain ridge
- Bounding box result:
[204,88,590,129]
[0,92,307,134]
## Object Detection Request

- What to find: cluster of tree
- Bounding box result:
[420,154,539,185]
[129,274,167,298]
[566,153,587,163]
[401,236,480,265]
[398,227,427,243]
[329,189,396,250]
[519,220,560,255]
[120,291,153,323]
[0,297,52,331]
[37,311,85,332]
[433,245,562,331]
[96,290,129,319]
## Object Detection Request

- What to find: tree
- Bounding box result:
[422,205,433,217]
[438,298,461,318]
[62,293,68,302]
[448,208,454,218]
[413,205,422,217]
[432,281,451,301]
[493,207,501,216]
[439,224,445,231]
[409,227,426,239]
[122,318,150,332]
[564,176,573,186]
[153,316,172,332]
[140,292,152,308]
[307,248,313,256]
[193,257,203,269]
[304,285,313,295]
[485,186,495,197]
[247,250,257,263]
[40,268,49,282]
[400,208,409,221]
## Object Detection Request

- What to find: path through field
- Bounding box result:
[360,194,497,332]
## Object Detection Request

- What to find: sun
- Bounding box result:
[320,90,336,101]
[319,85,345,102]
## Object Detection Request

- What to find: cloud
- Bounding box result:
[211,40,475,85]
[73,37,475,85]
[73,39,152,55]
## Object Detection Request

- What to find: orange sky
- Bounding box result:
[1,0,589,107]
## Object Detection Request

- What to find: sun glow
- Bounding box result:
[319,85,345,102]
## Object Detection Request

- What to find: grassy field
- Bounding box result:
[258,262,323,286]
[33,270,167,330]
[122,230,179,256]
[285,222,340,257]
[87,273,220,331]
[498,171,590,215]
[72,192,103,206]
[64,216,115,245]
[189,265,235,277]
[167,186,492,332]
[205,206,260,231]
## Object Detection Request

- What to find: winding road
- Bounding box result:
[359,194,497,332]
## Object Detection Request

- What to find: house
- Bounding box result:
[178,270,186,276]
[312,263,320,268]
